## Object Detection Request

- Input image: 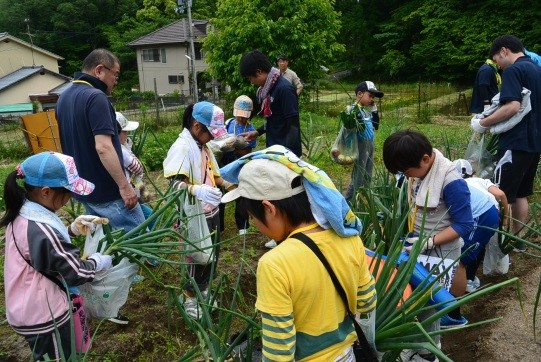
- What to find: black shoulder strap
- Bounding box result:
[291,232,377,362]
[11,226,68,294]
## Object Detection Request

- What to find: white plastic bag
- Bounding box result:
[465,133,494,179]
[330,126,358,165]
[78,257,139,319]
[356,310,377,352]
[483,233,510,276]
[179,192,215,265]
[82,224,106,259]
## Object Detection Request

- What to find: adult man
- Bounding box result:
[470,60,500,114]
[57,50,144,324]
[277,54,303,96]
[472,35,541,251]
[239,50,301,157]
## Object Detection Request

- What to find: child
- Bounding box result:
[344,81,383,204]
[382,130,474,361]
[453,159,509,292]
[221,95,256,235]
[238,50,302,157]
[1,151,111,361]
[115,112,154,227]
[220,145,376,361]
[163,101,231,320]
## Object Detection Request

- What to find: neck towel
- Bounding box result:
[485,59,502,86]
[20,200,71,243]
[257,67,281,118]
[220,145,362,237]
[410,149,456,209]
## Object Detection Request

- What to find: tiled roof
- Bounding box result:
[128,19,208,46]
[0,66,70,92]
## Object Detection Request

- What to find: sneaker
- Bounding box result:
[513,242,527,252]
[201,289,218,308]
[108,314,129,325]
[239,229,248,236]
[179,294,203,320]
[440,314,468,329]
[131,274,145,284]
[466,276,480,293]
[265,239,277,249]
[146,258,160,267]
[400,349,439,362]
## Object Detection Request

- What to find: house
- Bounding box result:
[128,19,209,96]
[0,32,70,115]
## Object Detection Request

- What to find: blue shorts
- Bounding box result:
[461,205,499,266]
[83,199,145,232]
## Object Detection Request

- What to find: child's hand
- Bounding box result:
[89,253,113,272]
[70,215,109,236]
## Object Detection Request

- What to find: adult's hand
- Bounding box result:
[471,117,487,134]
[119,183,138,209]
[239,130,259,143]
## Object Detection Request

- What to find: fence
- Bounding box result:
[0,81,471,163]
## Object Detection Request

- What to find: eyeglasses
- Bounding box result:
[102,65,120,80]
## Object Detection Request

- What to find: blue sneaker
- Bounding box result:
[440,314,468,329]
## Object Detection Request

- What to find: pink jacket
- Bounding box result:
[4,216,97,335]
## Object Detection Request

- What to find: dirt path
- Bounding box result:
[442,252,541,361]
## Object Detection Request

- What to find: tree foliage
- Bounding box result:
[203,0,344,93]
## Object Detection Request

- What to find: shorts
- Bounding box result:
[461,206,499,266]
[494,149,540,203]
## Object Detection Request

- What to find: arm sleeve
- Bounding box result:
[126,155,144,177]
[371,111,380,130]
[29,223,97,286]
[443,179,474,238]
[260,311,296,361]
[478,84,491,105]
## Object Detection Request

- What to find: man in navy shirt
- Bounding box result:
[238,50,301,157]
[470,60,500,114]
[474,35,541,251]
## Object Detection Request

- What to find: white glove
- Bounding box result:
[370,104,378,113]
[222,180,236,191]
[471,117,488,134]
[403,235,434,252]
[89,253,112,272]
[70,215,109,236]
[190,184,223,207]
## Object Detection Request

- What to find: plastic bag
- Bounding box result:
[330,126,358,165]
[483,233,510,276]
[78,257,139,319]
[82,224,106,259]
[356,310,377,352]
[465,133,494,179]
[71,294,91,352]
[208,134,248,160]
[178,192,215,265]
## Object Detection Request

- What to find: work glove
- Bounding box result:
[403,234,434,252]
[89,253,113,272]
[222,180,236,192]
[70,215,109,236]
[370,104,378,113]
[471,117,487,134]
[190,184,223,207]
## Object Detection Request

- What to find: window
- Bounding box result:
[169,75,185,84]
[142,48,167,63]
[194,44,203,60]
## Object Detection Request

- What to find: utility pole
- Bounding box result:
[24,18,36,67]
[177,0,198,102]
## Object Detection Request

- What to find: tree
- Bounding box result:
[203,0,344,93]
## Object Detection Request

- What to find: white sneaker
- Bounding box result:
[265,239,277,249]
[179,294,202,320]
[400,349,439,362]
[201,289,218,308]
[466,276,481,293]
[239,229,248,236]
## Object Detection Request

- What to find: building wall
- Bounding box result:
[0,39,60,77]
[134,44,208,96]
[0,73,67,104]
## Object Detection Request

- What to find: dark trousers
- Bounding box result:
[187,211,221,292]
[24,320,72,361]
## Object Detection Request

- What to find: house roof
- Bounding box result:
[0,32,64,60]
[128,19,208,47]
[0,66,71,92]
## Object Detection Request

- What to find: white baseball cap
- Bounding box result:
[115,112,139,131]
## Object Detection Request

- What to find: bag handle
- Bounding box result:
[290,232,378,362]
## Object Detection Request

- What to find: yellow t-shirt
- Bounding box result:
[256,225,376,361]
